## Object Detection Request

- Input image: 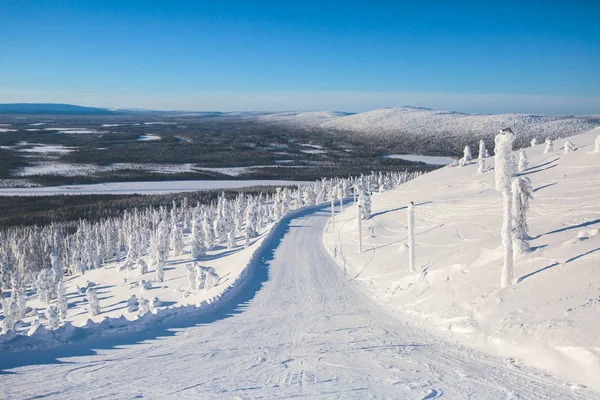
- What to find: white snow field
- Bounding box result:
[320,107,598,141]
[1,205,594,399]
[258,110,352,125]
[324,127,600,392]
[0,180,308,196]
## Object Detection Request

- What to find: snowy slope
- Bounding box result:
[1,206,594,399]
[320,107,598,143]
[324,127,600,391]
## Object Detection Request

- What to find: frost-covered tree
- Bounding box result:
[512,176,534,256]
[138,298,150,316]
[186,263,197,290]
[244,198,258,239]
[57,280,68,320]
[191,214,206,260]
[517,150,528,172]
[530,138,537,147]
[46,305,59,329]
[138,259,148,275]
[227,230,236,249]
[87,288,100,316]
[1,298,18,332]
[477,157,486,174]
[478,140,487,160]
[464,145,473,163]
[358,187,371,220]
[35,268,54,305]
[544,138,554,153]
[595,135,600,153]
[494,128,516,288]
[171,220,184,257]
[564,140,574,154]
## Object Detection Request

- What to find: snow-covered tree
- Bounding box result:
[478,140,487,160]
[518,150,528,172]
[564,140,574,154]
[138,259,148,275]
[191,210,206,260]
[138,298,150,316]
[57,280,68,320]
[35,268,54,305]
[544,138,554,153]
[46,305,59,329]
[87,288,100,316]
[227,230,236,249]
[186,263,197,290]
[494,128,516,288]
[1,298,18,332]
[464,145,473,163]
[171,220,184,257]
[595,135,600,153]
[512,176,534,256]
[358,187,371,220]
[477,157,486,174]
[530,138,537,147]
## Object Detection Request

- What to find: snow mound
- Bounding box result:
[324,127,600,391]
[320,107,598,142]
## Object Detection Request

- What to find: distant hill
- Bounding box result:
[0,103,118,115]
[319,107,599,147]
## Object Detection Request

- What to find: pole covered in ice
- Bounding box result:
[408,201,415,273]
[495,128,516,288]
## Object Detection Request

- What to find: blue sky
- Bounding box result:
[1,0,599,114]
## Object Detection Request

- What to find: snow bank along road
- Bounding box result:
[0,206,592,399]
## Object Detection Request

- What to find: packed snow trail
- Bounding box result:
[0,206,590,399]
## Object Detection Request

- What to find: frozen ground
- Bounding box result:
[1,205,593,399]
[0,179,308,196]
[324,127,600,392]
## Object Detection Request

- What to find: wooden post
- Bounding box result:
[408,201,415,272]
[358,203,363,254]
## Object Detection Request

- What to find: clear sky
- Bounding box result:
[1,0,599,114]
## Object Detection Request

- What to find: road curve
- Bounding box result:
[0,205,590,399]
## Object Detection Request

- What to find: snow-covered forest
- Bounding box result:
[0,170,420,335]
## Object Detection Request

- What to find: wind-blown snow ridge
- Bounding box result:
[320,107,598,142]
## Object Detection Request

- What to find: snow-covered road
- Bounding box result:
[0,206,590,399]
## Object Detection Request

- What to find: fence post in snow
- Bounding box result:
[408,201,415,272]
[358,203,363,254]
[331,197,335,231]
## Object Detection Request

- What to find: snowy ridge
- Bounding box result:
[258,111,352,125]
[320,107,598,142]
[323,127,600,392]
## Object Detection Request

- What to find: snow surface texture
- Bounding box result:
[1,205,593,399]
[324,127,600,392]
[0,180,308,196]
[320,107,598,142]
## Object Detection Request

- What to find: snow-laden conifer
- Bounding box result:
[57,279,68,320]
[544,138,554,153]
[518,150,529,172]
[86,288,100,316]
[46,305,59,329]
[478,140,487,160]
[564,140,574,154]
